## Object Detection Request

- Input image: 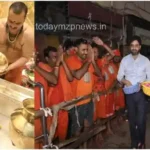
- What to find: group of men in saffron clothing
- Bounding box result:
[35,33,150,148]
[34,36,126,148]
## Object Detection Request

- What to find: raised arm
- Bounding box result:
[70,47,93,80]
[88,44,102,77]
[35,66,57,85]
[93,37,115,57]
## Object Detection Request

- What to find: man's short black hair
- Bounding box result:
[63,39,74,51]
[91,42,106,58]
[74,38,88,47]
[9,2,28,18]
[91,42,99,49]
[130,35,142,45]
[44,46,57,58]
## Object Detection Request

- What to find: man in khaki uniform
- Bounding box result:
[0,2,34,84]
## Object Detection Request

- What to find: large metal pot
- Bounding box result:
[9,98,34,149]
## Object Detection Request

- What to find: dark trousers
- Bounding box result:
[67,100,94,137]
[126,90,147,148]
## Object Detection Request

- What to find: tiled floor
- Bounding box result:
[0,114,16,149]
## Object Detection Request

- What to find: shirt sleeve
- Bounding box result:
[117,59,125,82]
[38,62,52,72]
[145,59,150,81]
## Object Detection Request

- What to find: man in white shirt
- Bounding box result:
[117,36,150,149]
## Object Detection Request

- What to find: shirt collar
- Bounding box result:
[130,53,141,61]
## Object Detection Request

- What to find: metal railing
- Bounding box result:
[34,80,122,148]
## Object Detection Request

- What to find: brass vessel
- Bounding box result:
[9,98,34,149]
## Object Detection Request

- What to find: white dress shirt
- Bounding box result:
[117,53,150,85]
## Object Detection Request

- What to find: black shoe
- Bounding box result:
[137,143,145,149]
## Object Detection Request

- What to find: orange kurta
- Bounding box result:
[35,62,69,146]
[114,88,125,110]
[66,55,94,106]
[4,66,24,85]
[112,51,125,110]
[34,62,52,148]
[93,59,106,120]
[105,60,117,117]
[94,57,115,118]
[47,66,69,141]
[111,50,125,110]
[59,66,74,101]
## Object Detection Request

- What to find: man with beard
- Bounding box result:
[117,36,150,149]
[0,2,34,84]
[66,38,101,137]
